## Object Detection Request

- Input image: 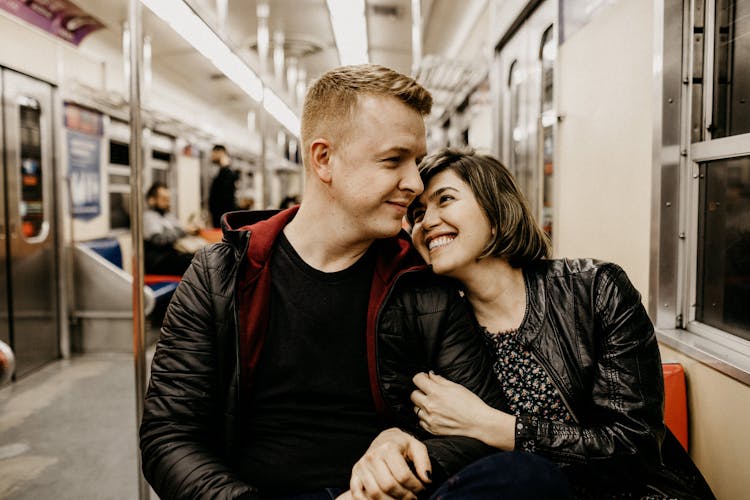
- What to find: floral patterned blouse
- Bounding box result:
[480,326,573,452]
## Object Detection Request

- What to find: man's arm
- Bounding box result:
[416,284,506,482]
[140,248,257,500]
[358,276,506,497]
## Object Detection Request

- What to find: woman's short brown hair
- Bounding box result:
[409,148,550,267]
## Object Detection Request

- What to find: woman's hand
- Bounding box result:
[411,372,516,450]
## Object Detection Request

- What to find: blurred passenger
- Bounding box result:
[279,194,300,209]
[143,181,198,276]
[141,65,569,500]
[208,144,239,227]
[406,148,715,500]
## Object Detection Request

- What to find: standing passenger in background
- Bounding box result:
[208,144,239,227]
[143,181,198,276]
[407,148,715,500]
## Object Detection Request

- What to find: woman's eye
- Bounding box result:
[439,194,454,204]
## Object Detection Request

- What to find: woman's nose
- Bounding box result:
[422,207,440,229]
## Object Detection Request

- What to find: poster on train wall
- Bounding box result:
[65,103,103,220]
[0,0,103,46]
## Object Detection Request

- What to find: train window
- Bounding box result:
[539,26,555,241]
[150,152,170,186]
[109,140,129,166]
[18,98,46,240]
[109,163,130,230]
[696,155,750,341]
[711,0,750,138]
[109,192,131,230]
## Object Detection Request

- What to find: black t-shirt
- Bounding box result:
[237,232,381,496]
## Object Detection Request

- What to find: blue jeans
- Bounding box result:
[429,451,573,500]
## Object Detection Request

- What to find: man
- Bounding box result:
[208,144,239,227]
[143,181,199,276]
[141,65,555,500]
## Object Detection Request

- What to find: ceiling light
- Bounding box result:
[139,0,300,137]
[264,90,300,137]
[326,0,369,65]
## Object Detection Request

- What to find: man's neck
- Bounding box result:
[283,202,373,273]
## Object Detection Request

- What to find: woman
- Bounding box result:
[406,149,714,499]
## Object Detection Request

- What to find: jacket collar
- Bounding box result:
[222,206,423,280]
[516,262,547,346]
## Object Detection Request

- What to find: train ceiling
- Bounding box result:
[68,0,490,134]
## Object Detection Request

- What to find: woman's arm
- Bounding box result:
[516,263,664,467]
[411,371,516,451]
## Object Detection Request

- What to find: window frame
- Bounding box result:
[655,0,750,384]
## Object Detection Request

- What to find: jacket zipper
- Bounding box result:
[232,232,251,411]
[528,348,581,425]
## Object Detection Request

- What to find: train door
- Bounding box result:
[0,69,59,378]
[494,0,557,241]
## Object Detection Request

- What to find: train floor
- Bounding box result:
[0,344,158,499]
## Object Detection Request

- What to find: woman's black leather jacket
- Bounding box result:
[512,258,713,499]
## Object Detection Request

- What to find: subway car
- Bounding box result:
[0,0,747,498]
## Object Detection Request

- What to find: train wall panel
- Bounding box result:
[659,345,750,499]
[490,0,532,47]
[555,0,653,302]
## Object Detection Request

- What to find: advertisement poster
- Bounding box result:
[65,103,103,220]
[0,0,103,46]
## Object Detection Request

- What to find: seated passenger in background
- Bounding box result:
[143,181,198,276]
[406,148,715,500]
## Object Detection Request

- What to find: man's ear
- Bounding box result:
[309,138,332,183]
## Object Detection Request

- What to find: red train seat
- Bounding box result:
[662,363,688,451]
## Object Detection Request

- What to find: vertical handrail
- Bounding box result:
[127,0,150,498]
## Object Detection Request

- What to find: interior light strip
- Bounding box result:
[326,0,369,65]
[139,0,300,136]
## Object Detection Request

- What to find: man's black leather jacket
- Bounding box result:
[140,209,504,500]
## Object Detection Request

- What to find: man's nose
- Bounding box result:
[401,163,424,195]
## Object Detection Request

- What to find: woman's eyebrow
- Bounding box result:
[428,186,458,202]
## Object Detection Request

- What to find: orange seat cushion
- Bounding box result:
[662,363,689,451]
[144,274,182,285]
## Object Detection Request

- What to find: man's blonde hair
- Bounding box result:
[300,64,432,167]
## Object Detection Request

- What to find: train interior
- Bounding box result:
[0,0,749,498]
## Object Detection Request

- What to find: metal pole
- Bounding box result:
[257,1,270,208]
[127,0,150,498]
[411,0,422,77]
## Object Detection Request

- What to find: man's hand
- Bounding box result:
[347,428,432,500]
